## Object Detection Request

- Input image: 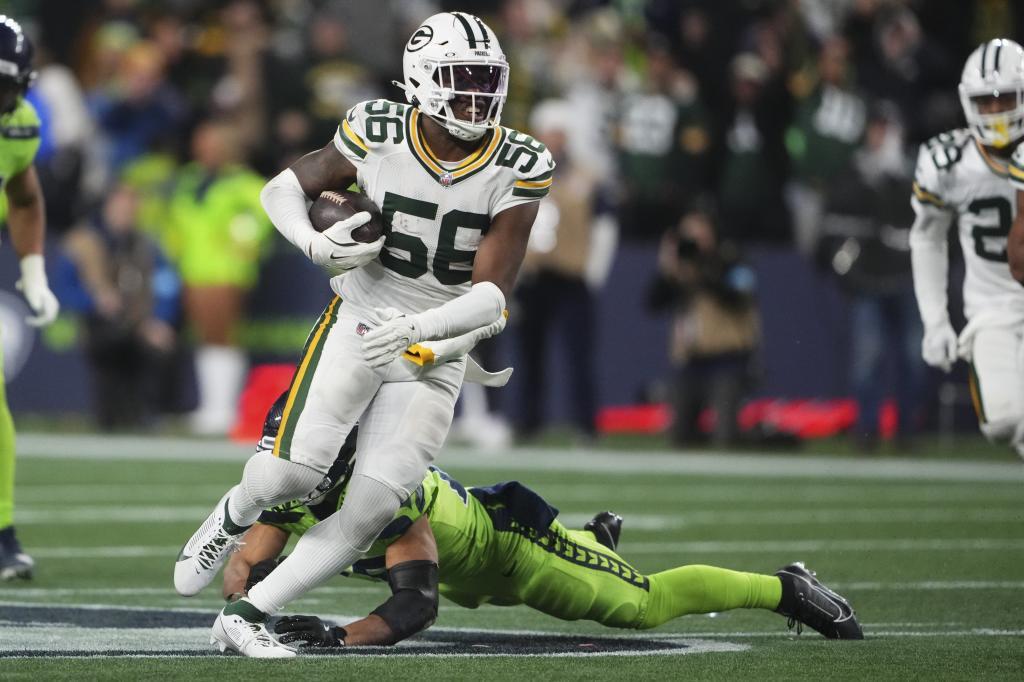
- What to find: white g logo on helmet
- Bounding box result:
[959,39,1024,149]
[394,12,508,141]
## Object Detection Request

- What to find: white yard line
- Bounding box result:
[17,433,1024,483]
[29,545,179,559]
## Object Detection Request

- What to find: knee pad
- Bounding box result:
[240,452,324,509]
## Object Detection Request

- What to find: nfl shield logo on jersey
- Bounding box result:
[439,171,454,188]
[355,322,370,336]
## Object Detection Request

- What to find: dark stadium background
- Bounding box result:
[2,0,1019,449]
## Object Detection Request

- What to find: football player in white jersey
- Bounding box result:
[172,12,554,657]
[910,38,1024,458]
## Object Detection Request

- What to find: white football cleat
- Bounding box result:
[174,486,247,596]
[211,610,296,658]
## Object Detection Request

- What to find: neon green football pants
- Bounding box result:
[0,343,16,530]
[503,523,782,629]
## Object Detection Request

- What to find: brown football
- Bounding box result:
[309,190,386,243]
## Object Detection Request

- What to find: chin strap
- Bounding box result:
[391,79,415,103]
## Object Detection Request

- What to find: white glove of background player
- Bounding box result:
[363,307,422,369]
[306,211,385,276]
[921,320,958,373]
[16,254,59,327]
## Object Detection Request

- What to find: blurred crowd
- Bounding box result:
[10,0,1021,446]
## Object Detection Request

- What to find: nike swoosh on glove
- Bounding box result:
[306,211,385,276]
[17,254,59,327]
[921,321,958,373]
[362,307,422,369]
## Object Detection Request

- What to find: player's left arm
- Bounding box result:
[1010,189,1024,283]
[361,200,540,368]
[274,515,440,647]
[398,203,536,366]
[5,164,59,326]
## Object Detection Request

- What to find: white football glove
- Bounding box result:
[305,211,385,276]
[363,307,422,369]
[16,254,59,327]
[921,320,958,373]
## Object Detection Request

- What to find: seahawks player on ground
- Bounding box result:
[218,392,863,648]
[0,16,60,580]
[176,12,554,658]
[910,39,1024,458]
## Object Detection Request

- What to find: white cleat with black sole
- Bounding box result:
[174,486,249,596]
[211,609,296,658]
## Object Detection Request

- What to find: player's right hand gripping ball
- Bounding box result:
[306,191,387,275]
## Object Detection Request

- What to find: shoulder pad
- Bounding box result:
[1010,143,1024,187]
[921,128,971,172]
[337,99,409,160]
[1,99,40,140]
[496,128,556,199]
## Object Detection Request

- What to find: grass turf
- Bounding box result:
[1,438,1022,679]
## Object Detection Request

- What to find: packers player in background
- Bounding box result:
[910,39,1024,458]
[219,392,863,649]
[0,16,60,580]
[175,11,554,657]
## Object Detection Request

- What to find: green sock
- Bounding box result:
[0,373,16,530]
[221,497,250,535]
[223,598,268,623]
[640,565,783,629]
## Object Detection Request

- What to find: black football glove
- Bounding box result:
[244,557,281,592]
[274,615,345,647]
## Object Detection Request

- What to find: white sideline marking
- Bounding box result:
[623,538,1024,554]
[17,433,1024,483]
[16,506,1021,527]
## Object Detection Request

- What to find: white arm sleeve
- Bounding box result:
[260,169,316,257]
[909,201,954,330]
[419,313,507,362]
[410,281,506,341]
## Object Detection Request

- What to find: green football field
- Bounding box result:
[2,433,1022,680]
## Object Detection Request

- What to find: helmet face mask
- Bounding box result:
[398,13,508,141]
[959,39,1024,149]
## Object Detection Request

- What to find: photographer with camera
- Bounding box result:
[648,208,760,447]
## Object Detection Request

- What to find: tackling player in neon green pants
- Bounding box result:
[219,394,863,647]
[0,16,60,581]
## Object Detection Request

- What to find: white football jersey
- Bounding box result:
[912,128,1023,319]
[330,99,554,314]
